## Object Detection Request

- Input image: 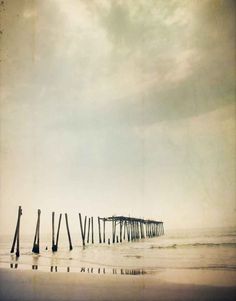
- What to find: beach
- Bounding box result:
[0,227,236,300]
[0,268,236,301]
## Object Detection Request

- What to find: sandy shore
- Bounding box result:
[0,268,236,301]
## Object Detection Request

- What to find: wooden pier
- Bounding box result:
[98,216,164,244]
[10,207,164,256]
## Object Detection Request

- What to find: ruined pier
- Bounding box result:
[97,216,164,245]
[10,207,164,256]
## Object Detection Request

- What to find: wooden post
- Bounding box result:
[32,209,41,254]
[87,217,91,244]
[119,220,123,243]
[103,218,105,243]
[136,222,139,239]
[133,222,136,240]
[38,210,41,248]
[79,213,87,246]
[140,222,144,238]
[112,219,115,243]
[91,217,94,244]
[134,222,137,240]
[136,222,138,239]
[131,222,134,241]
[98,217,102,243]
[65,213,73,250]
[11,206,22,257]
[123,221,126,240]
[145,222,148,238]
[55,213,62,251]
[16,206,22,257]
[52,212,56,252]
[112,219,117,243]
[127,221,130,242]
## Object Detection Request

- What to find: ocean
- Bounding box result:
[0,227,236,276]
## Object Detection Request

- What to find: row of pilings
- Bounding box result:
[10,206,164,257]
[97,216,164,245]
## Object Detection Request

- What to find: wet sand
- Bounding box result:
[0,268,236,301]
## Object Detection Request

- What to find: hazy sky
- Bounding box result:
[0,0,235,235]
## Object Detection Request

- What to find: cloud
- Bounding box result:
[0,0,235,232]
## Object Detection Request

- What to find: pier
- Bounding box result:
[98,216,164,244]
[10,207,164,256]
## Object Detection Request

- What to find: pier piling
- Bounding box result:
[52,212,62,252]
[87,217,90,244]
[32,209,41,254]
[98,217,102,244]
[55,214,62,251]
[79,213,87,246]
[103,218,106,243]
[91,217,94,244]
[65,213,73,250]
[10,206,22,257]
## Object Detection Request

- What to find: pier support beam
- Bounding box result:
[65,213,73,250]
[87,218,91,244]
[91,217,94,244]
[10,206,22,257]
[119,220,123,243]
[98,217,102,244]
[103,218,106,243]
[79,213,87,247]
[52,213,62,252]
[32,209,41,254]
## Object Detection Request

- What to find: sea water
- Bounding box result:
[0,227,236,275]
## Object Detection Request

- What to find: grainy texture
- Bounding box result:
[0,269,235,301]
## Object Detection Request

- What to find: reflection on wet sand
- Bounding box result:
[9,254,145,275]
[32,265,38,270]
[9,260,145,275]
[10,255,18,269]
[10,263,18,269]
[32,255,39,270]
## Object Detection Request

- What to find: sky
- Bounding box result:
[0,0,235,235]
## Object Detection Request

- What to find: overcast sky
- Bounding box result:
[0,0,235,235]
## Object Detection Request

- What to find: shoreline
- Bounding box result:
[0,268,236,301]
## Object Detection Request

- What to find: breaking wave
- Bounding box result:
[150,242,236,249]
